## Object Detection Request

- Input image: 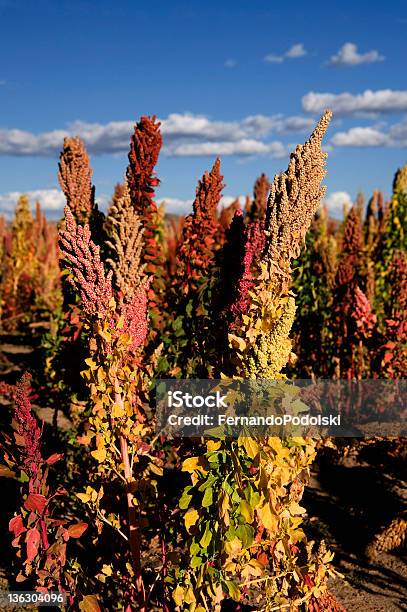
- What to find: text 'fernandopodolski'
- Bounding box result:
[167,414,341,427]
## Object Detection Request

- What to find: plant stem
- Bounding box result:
[116,390,146,610]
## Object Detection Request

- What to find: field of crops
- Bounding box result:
[0,112,405,611]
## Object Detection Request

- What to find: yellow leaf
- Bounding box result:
[0,465,16,478]
[84,358,97,371]
[79,595,101,612]
[149,462,163,476]
[99,328,111,342]
[91,448,107,463]
[173,585,184,607]
[111,402,125,418]
[239,436,259,459]
[101,564,113,576]
[289,501,306,516]
[257,504,279,534]
[225,537,242,558]
[220,491,230,518]
[85,486,99,502]
[228,333,247,352]
[239,499,254,523]
[182,456,207,475]
[184,586,196,605]
[206,440,221,452]
[76,492,90,503]
[184,508,199,531]
[97,367,106,382]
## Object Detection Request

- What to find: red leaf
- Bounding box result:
[46,453,63,465]
[67,521,88,538]
[24,494,47,514]
[26,528,41,562]
[9,515,26,537]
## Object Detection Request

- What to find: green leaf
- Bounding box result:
[191,556,203,568]
[202,487,213,507]
[225,526,236,541]
[235,524,254,548]
[225,580,241,602]
[223,481,233,495]
[179,489,192,510]
[200,524,212,549]
[186,301,193,317]
[190,540,201,556]
[207,452,220,464]
[198,476,217,492]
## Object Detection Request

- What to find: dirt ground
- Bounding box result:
[305,455,406,611]
[1,332,406,611]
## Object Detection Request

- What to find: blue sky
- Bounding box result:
[0,0,406,217]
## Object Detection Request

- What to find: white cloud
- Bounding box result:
[224,59,237,68]
[264,54,284,64]
[264,43,307,63]
[0,112,315,158]
[0,189,249,220]
[275,115,315,133]
[0,189,65,217]
[157,197,194,215]
[331,126,389,147]
[286,43,307,58]
[389,117,407,146]
[167,139,288,158]
[0,188,111,219]
[324,191,352,216]
[302,89,407,115]
[330,116,407,148]
[329,43,384,66]
[0,128,70,156]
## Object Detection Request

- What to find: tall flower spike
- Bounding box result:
[121,287,149,352]
[126,116,162,269]
[352,286,377,337]
[247,173,270,221]
[58,137,95,224]
[105,182,146,302]
[175,158,224,291]
[336,205,363,287]
[226,213,265,322]
[126,117,164,329]
[12,373,42,487]
[265,110,332,290]
[393,162,407,194]
[110,182,126,209]
[59,208,113,319]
